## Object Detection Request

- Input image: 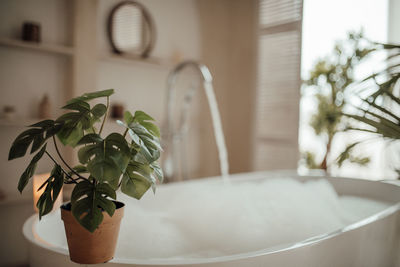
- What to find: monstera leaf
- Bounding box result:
[120,160,163,198]
[67,89,114,105]
[17,145,48,193]
[56,101,107,147]
[71,180,116,232]
[121,162,154,199]
[117,111,162,164]
[36,164,64,219]
[8,120,63,160]
[131,111,161,137]
[150,161,163,182]
[77,133,130,186]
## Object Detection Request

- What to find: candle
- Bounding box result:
[33,173,63,213]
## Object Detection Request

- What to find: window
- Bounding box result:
[300,0,389,179]
[254,0,303,170]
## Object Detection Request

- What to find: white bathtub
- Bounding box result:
[23,171,400,267]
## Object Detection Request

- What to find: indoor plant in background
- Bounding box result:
[302,31,373,173]
[338,40,400,177]
[8,89,163,264]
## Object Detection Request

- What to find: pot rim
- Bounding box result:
[60,200,125,211]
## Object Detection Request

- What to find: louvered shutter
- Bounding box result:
[253,0,303,170]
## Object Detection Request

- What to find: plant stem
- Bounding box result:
[52,136,88,181]
[44,150,58,165]
[99,96,110,135]
[320,134,333,173]
[123,128,128,137]
[45,151,78,184]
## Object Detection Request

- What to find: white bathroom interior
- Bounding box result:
[0,0,399,266]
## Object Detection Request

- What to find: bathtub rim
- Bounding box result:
[23,171,400,266]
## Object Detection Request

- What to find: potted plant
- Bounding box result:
[302,31,374,173]
[337,41,400,175]
[8,89,163,264]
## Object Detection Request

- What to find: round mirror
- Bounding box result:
[107,1,155,58]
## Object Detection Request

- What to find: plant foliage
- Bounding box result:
[339,40,400,175]
[302,31,373,172]
[8,89,163,232]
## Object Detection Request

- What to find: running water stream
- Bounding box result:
[165,61,230,182]
[203,82,230,182]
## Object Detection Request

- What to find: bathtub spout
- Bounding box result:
[163,60,229,183]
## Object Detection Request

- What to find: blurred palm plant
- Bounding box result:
[302,31,374,173]
[338,41,400,176]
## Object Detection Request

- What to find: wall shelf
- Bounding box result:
[99,53,174,69]
[0,118,122,127]
[0,118,51,127]
[0,37,74,56]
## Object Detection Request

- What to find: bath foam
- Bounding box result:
[115,178,390,259]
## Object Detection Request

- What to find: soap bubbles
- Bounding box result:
[115,177,389,259]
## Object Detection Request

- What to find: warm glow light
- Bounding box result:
[33,173,63,213]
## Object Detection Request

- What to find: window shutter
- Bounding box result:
[253,0,303,170]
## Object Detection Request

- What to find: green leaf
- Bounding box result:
[129,161,156,184]
[9,120,63,160]
[121,164,152,199]
[96,196,116,217]
[96,183,117,200]
[56,101,106,147]
[67,89,114,105]
[57,121,84,147]
[141,121,161,138]
[36,191,53,220]
[71,180,116,232]
[17,145,47,193]
[345,113,400,139]
[71,165,88,174]
[8,130,37,160]
[118,120,162,164]
[361,98,400,122]
[31,134,45,153]
[124,111,134,125]
[72,196,103,233]
[77,144,98,165]
[349,156,370,166]
[380,43,400,49]
[36,164,64,219]
[337,142,361,167]
[29,120,56,128]
[77,133,103,145]
[363,109,400,132]
[70,179,92,203]
[150,161,164,182]
[62,101,90,112]
[133,110,154,122]
[125,110,160,137]
[301,151,320,169]
[77,133,130,183]
[91,104,107,119]
[56,110,88,147]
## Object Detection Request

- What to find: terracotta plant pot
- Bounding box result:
[61,201,125,264]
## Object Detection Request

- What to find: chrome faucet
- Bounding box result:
[163,61,214,182]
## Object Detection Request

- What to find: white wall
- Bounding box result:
[96,0,201,121]
[97,0,205,179]
[197,0,258,176]
[0,2,74,265]
[0,0,72,199]
[97,0,202,61]
[0,0,71,119]
[0,0,72,45]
